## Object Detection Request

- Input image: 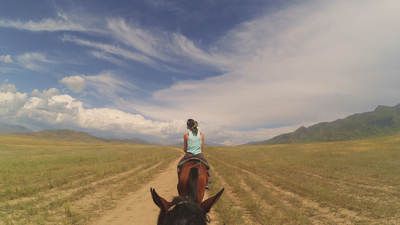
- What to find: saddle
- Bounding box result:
[178,157,210,170]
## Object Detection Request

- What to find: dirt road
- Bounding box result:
[91,157,218,225]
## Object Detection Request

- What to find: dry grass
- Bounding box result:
[0,135,180,224]
[206,135,400,224]
[2,134,400,224]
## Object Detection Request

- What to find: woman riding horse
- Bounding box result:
[151,119,223,224]
[177,119,211,189]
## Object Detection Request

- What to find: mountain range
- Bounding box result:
[254,103,400,145]
[3,103,400,146]
[0,123,33,134]
[1,128,151,145]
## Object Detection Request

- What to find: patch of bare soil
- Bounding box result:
[90,157,219,225]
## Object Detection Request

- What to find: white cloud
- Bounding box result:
[0,17,86,32]
[0,80,312,144]
[133,0,400,134]
[0,82,169,136]
[16,87,186,138]
[0,80,17,93]
[1,81,265,144]
[17,52,55,71]
[61,76,86,93]
[0,55,13,63]
[0,82,28,117]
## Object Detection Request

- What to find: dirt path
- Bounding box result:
[91,156,218,225]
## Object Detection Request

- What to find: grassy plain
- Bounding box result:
[207,135,400,224]
[1,134,400,224]
[0,135,180,224]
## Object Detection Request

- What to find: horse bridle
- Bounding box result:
[166,201,188,214]
[165,199,211,223]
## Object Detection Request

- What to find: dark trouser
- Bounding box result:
[177,152,211,183]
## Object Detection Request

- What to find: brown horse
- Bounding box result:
[151,159,224,224]
[177,160,209,203]
[150,188,224,225]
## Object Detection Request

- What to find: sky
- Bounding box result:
[1,0,400,145]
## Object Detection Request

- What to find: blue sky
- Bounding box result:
[1,0,400,145]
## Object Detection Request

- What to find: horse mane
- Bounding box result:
[151,186,225,225]
[159,196,210,225]
[187,167,199,202]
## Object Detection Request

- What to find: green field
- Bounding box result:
[1,134,400,224]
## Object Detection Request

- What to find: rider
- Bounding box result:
[177,119,211,189]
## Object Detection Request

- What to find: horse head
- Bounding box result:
[150,188,224,225]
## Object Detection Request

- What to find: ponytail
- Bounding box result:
[187,119,199,136]
[192,121,198,136]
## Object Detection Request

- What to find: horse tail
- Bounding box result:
[187,167,199,202]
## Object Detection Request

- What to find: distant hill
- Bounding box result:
[10,129,151,145]
[255,103,400,145]
[0,123,33,134]
[107,138,151,145]
[243,141,259,145]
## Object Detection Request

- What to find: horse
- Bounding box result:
[150,188,224,225]
[177,159,209,203]
[151,159,224,224]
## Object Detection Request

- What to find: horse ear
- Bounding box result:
[199,188,224,214]
[150,188,171,213]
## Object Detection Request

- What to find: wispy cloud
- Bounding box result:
[0,11,103,33]
[107,18,230,70]
[106,19,167,60]
[0,55,13,63]
[17,52,56,71]
[61,35,156,66]
[1,14,229,72]
[0,18,85,32]
[90,51,127,66]
[83,71,146,99]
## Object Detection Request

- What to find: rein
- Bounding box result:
[190,161,203,176]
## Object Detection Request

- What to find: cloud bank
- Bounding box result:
[0,81,186,140]
[133,0,400,130]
